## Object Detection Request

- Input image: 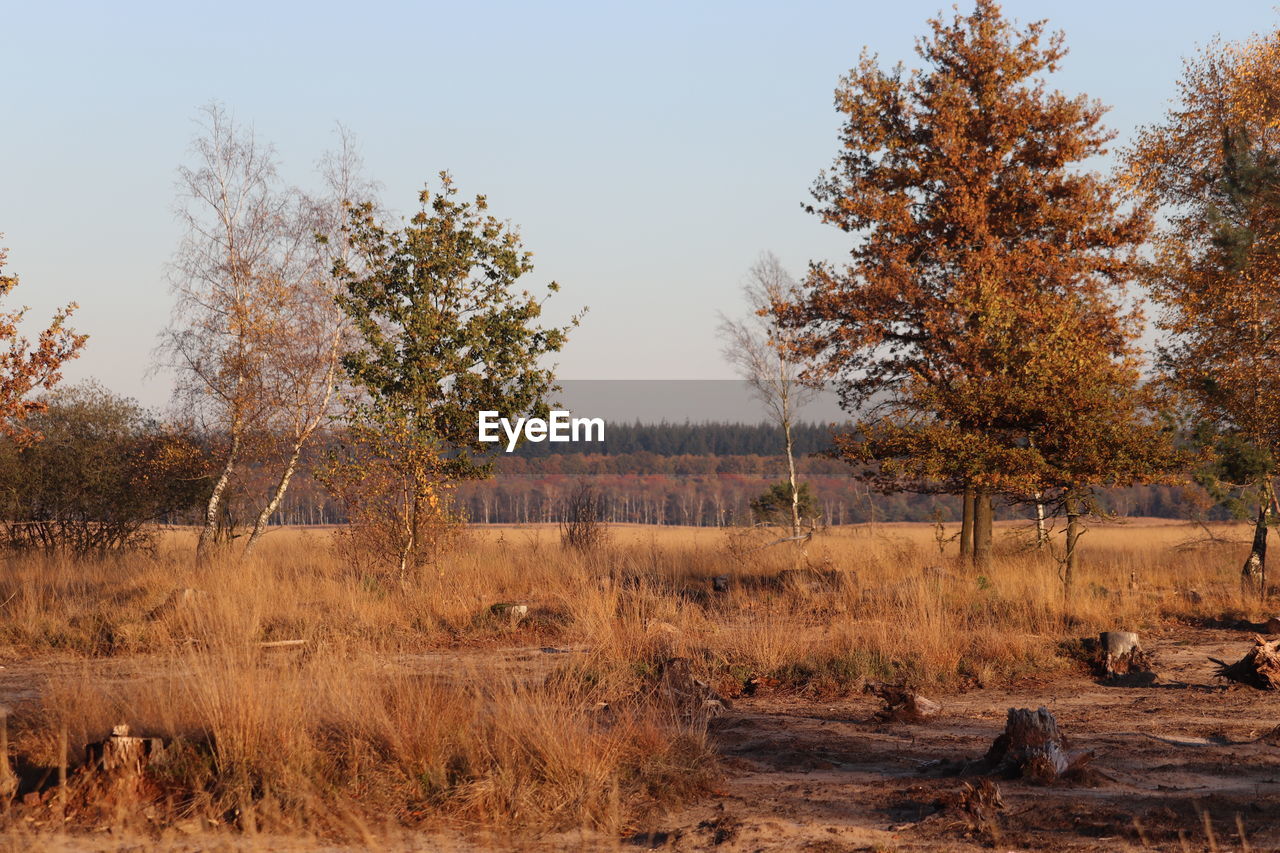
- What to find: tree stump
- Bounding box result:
[984,707,1068,781]
[488,602,529,624]
[867,683,941,722]
[84,724,166,775]
[1211,635,1280,690]
[1098,631,1153,680]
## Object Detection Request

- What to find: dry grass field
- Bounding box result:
[0,519,1277,851]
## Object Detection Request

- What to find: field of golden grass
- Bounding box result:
[0,518,1269,849]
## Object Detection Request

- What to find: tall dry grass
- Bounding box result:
[0,518,1265,842]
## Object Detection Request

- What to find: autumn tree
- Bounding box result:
[0,382,206,553]
[0,239,87,438]
[161,105,371,561]
[718,252,820,540]
[331,173,579,578]
[1126,31,1280,595]
[240,130,376,557]
[773,0,1161,573]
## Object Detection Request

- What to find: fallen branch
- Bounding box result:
[258,639,308,650]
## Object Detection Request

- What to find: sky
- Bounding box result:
[3,1,1278,410]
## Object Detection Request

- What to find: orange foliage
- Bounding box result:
[776,1,1171,509]
[1127,31,1280,456]
[0,238,87,439]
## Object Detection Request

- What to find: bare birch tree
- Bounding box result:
[162,104,286,561]
[718,252,820,539]
[161,104,373,562]
[241,131,376,556]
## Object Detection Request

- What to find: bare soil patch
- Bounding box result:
[623,623,1280,852]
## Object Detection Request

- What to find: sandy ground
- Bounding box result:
[3,624,1280,852]
[632,623,1280,852]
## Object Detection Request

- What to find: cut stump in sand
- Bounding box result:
[1211,635,1280,690]
[1098,631,1156,683]
[984,707,1069,782]
[866,683,941,723]
[84,724,166,775]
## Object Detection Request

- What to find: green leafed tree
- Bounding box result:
[749,480,818,528]
[331,173,581,577]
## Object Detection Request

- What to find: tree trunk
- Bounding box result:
[783,417,800,539]
[1064,492,1082,593]
[0,712,14,800]
[1242,481,1270,597]
[972,489,993,569]
[243,357,337,558]
[960,486,974,558]
[1034,492,1048,548]
[197,428,241,564]
[397,484,415,582]
[243,438,305,558]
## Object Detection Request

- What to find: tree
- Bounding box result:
[0,239,87,438]
[718,252,820,540]
[161,104,371,561]
[1127,31,1280,596]
[773,0,1156,571]
[332,172,579,578]
[240,129,376,557]
[750,480,817,528]
[0,383,206,553]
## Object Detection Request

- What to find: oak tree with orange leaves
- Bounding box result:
[0,239,87,439]
[1127,31,1280,595]
[775,0,1173,577]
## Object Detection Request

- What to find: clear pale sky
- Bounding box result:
[3,1,1276,409]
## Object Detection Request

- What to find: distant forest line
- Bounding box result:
[503,421,848,458]
[244,422,1200,529]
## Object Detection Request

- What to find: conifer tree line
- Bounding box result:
[1,1,1279,587]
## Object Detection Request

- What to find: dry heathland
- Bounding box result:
[0,521,1277,851]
